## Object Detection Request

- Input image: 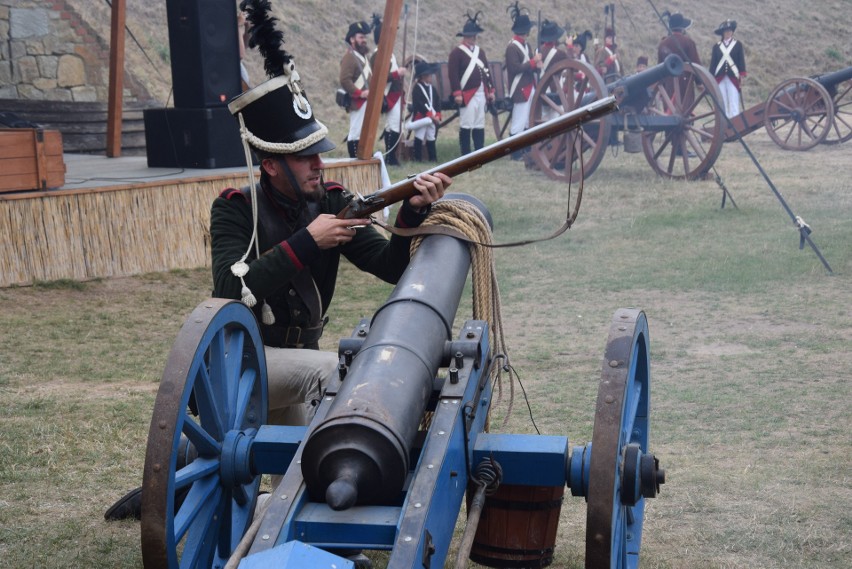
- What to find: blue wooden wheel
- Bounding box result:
[141,299,268,569]
[585,308,663,569]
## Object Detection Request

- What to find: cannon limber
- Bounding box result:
[139,195,665,568]
[723,65,852,150]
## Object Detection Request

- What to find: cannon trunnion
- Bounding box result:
[140,197,665,568]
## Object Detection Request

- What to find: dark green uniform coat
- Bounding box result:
[210,180,428,348]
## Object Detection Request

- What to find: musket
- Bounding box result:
[336,96,618,219]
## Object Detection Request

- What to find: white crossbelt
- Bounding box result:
[352,50,372,90]
[458,44,487,91]
[508,39,530,98]
[714,40,739,77]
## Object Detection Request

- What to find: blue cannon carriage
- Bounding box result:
[139,197,664,569]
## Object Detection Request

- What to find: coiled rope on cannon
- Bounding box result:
[409,199,516,422]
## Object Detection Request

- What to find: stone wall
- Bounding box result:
[0,0,151,103]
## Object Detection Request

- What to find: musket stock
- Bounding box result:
[336,95,619,219]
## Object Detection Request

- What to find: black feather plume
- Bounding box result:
[240,0,291,79]
[464,10,483,26]
[506,2,525,22]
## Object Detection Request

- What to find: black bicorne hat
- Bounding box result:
[714,19,737,35]
[667,12,692,31]
[539,19,565,43]
[508,2,534,35]
[573,30,593,51]
[346,20,371,43]
[414,61,440,79]
[230,0,333,156]
[457,11,485,37]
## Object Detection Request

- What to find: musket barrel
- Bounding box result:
[337,96,619,219]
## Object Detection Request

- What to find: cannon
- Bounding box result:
[723,65,852,150]
[524,54,727,181]
[139,196,665,569]
[433,55,718,181]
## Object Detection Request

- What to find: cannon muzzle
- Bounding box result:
[813,65,852,94]
[612,54,683,111]
[581,54,683,111]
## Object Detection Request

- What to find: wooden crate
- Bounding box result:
[0,128,66,192]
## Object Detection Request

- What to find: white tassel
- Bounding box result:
[261,302,276,325]
[240,282,257,308]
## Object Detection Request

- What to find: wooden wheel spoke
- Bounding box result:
[174,477,221,544]
[766,77,833,149]
[142,300,268,569]
[529,59,608,181]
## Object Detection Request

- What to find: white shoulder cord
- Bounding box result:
[232,112,275,324]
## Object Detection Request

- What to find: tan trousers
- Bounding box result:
[264,347,338,426]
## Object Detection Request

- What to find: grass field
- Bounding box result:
[0,130,850,568]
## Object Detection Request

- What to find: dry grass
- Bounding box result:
[1,126,851,567]
[2,1,851,567]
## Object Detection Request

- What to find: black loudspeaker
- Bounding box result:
[166,0,241,108]
[143,107,246,169]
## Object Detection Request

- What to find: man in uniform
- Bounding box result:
[657,12,700,116]
[657,12,700,64]
[504,2,540,159]
[104,0,450,527]
[538,19,569,123]
[370,14,407,165]
[709,19,746,118]
[448,11,495,155]
[340,20,373,157]
[594,27,621,82]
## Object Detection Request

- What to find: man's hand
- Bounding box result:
[408,172,452,210]
[454,94,463,106]
[307,215,372,249]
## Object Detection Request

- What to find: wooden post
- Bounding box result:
[106,0,126,158]
[357,0,404,160]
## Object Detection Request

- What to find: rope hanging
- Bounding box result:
[409,199,515,421]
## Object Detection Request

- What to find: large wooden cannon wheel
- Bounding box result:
[585,309,663,568]
[764,77,834,150]
[823,75,852,144]
[527,59,610,182]
[641,64,725,180]
[141,299,268,569]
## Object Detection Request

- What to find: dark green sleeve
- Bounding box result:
[210,196,316,300]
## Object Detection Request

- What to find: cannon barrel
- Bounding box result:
[813,65,852,92]
[581,53,684,110]
[301,198,489,510]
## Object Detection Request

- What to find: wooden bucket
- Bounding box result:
[467,484,564,568]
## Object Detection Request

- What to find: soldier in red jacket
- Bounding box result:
[448,12,495,155]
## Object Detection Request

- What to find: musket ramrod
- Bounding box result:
[337,96,619,219]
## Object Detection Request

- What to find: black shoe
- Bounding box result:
[348,553,373,569]
[104,485,190,521]
[328,549,373,569]
[104,486,142,521]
